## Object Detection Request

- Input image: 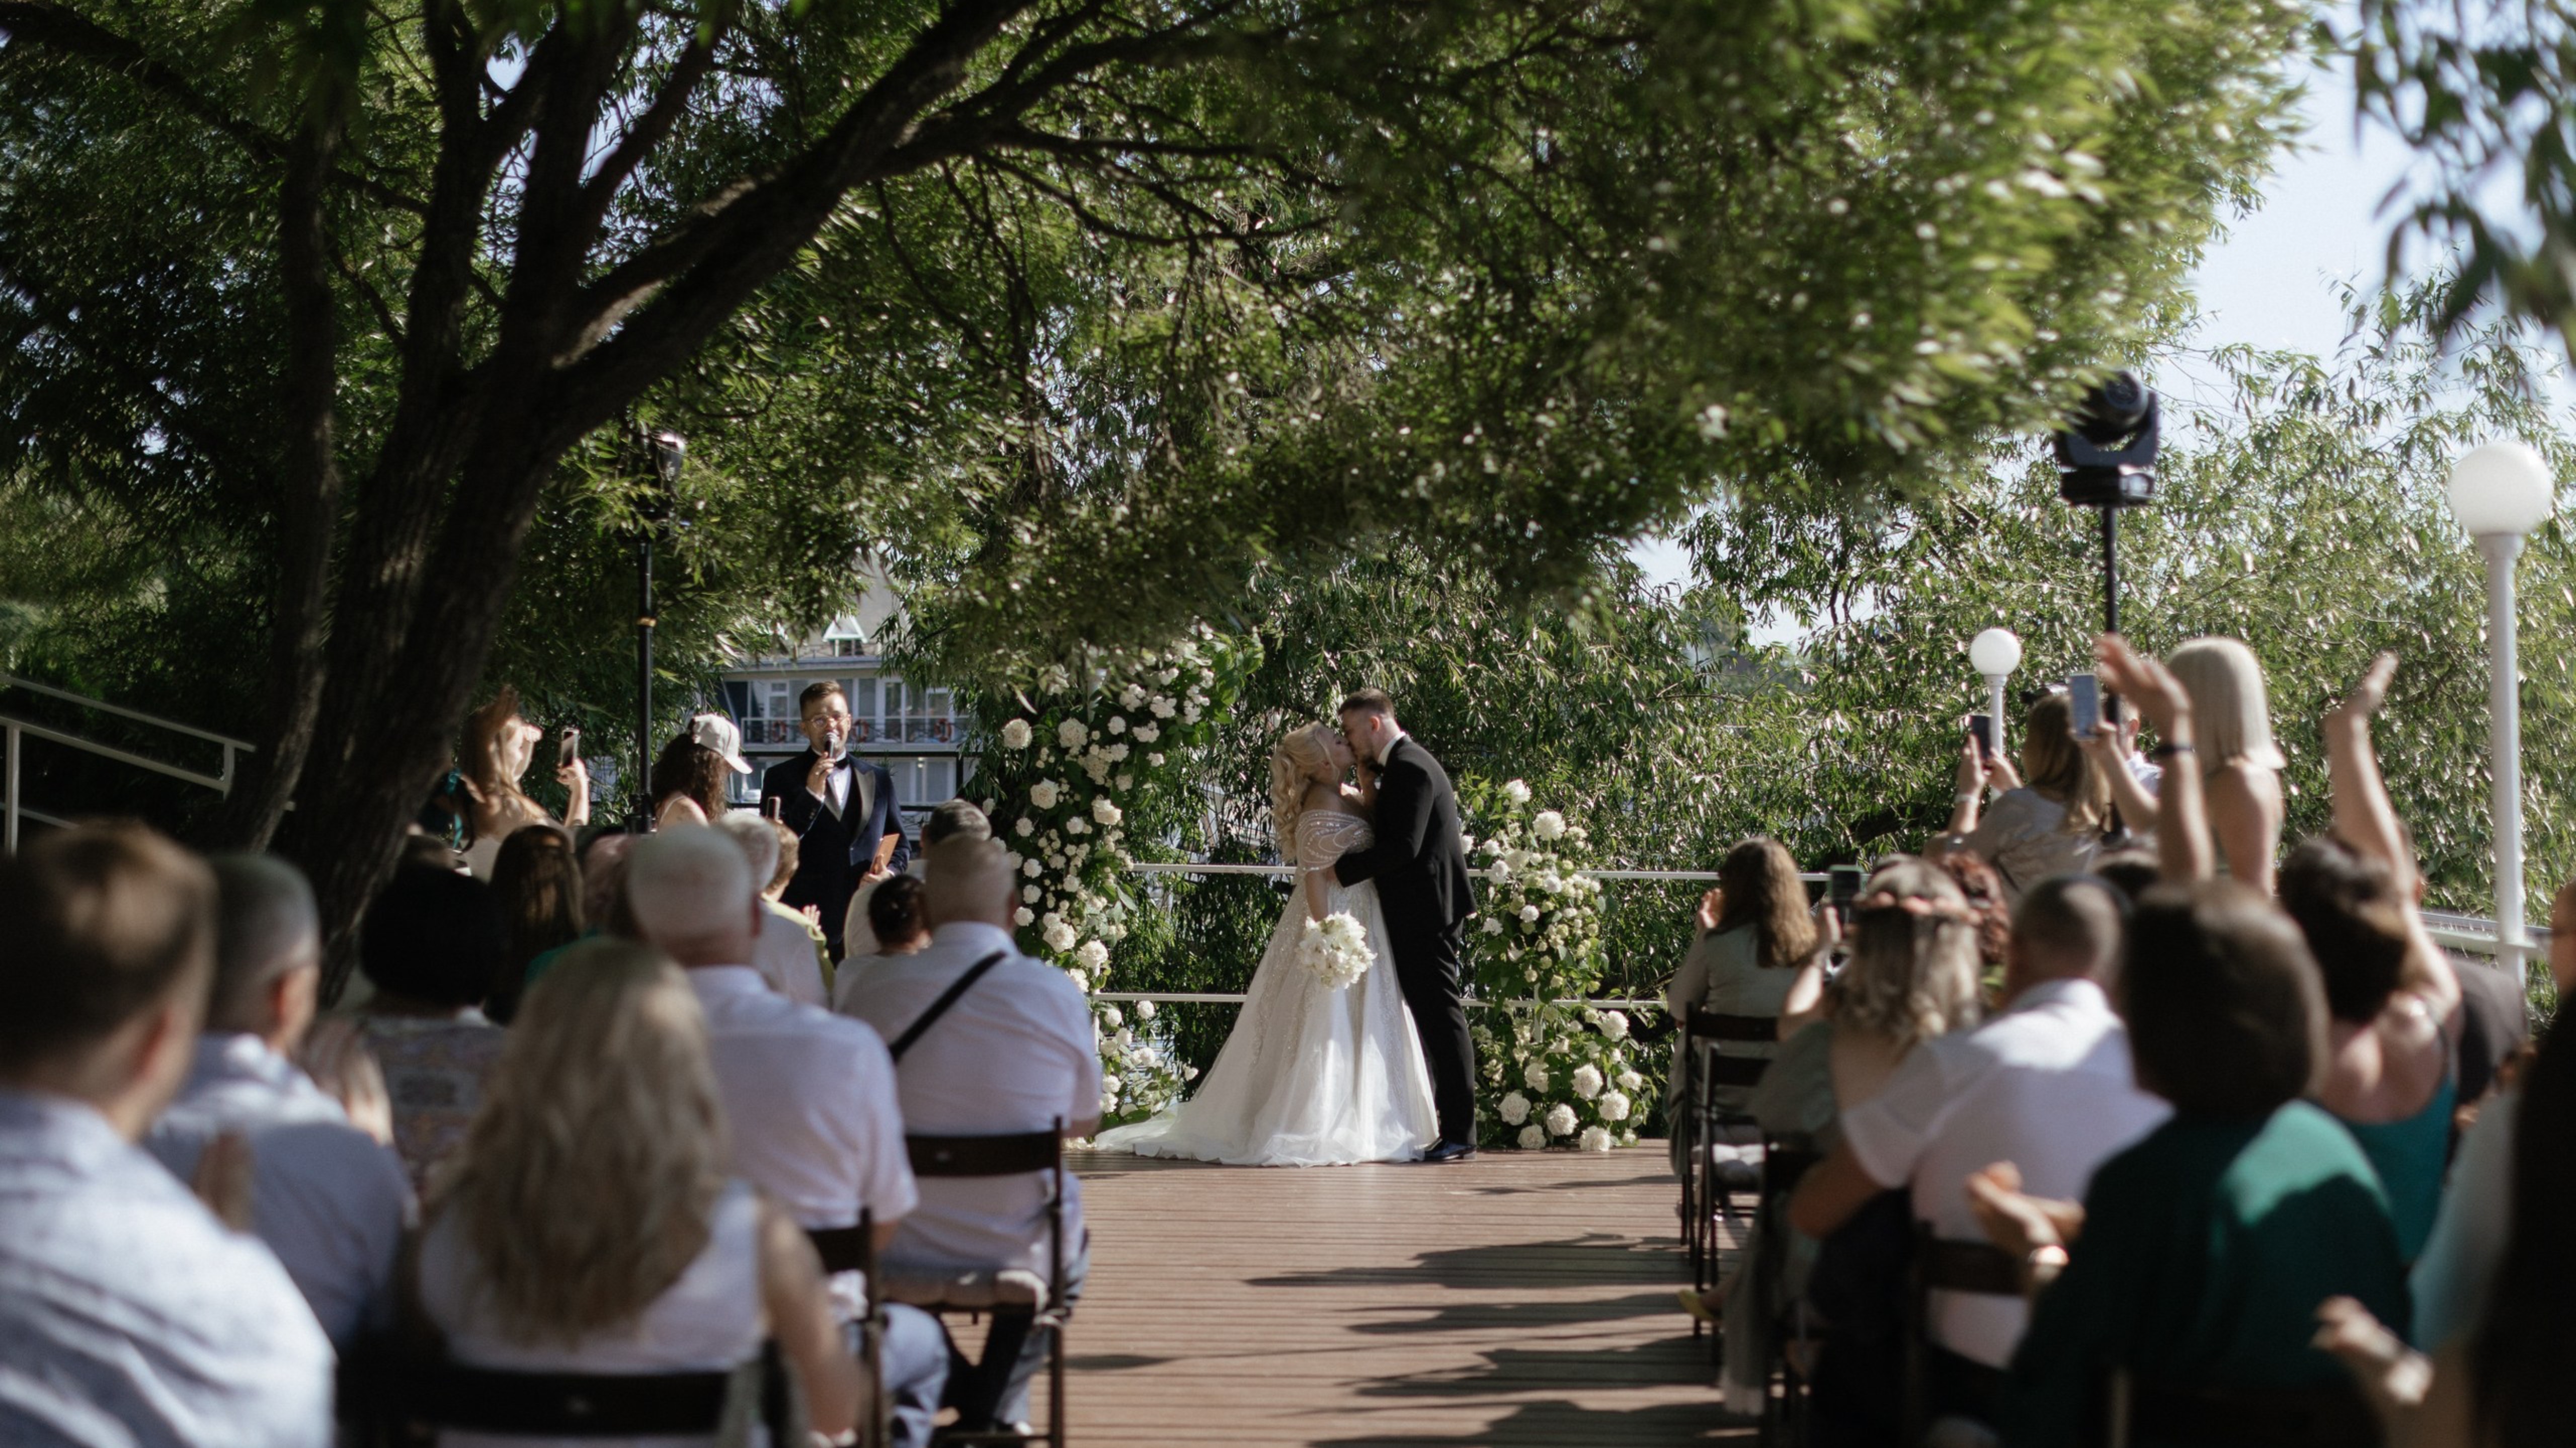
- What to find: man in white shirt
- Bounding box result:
[626,830,946,1448]
[0,824,333,1448]
[841,836,1101,1436]
[144,856,412,1348]
[712,811,832,1006]
[1789,873,2169,1425]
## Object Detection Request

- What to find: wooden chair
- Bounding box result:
[337,1339,792,1444]
[2098,1370,2381,1448]
[1755,1138,1822,1447]
[877,1120,1070,1448]
[1678,1007,1781,1314]
[1900,1223,2023,1444]
[807,1210,891,1448]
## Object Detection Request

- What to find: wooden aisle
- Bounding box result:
[1035,1144,1753,1445]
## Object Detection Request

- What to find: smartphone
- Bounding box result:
[1966,713,1996,761]
[2067,675,2101,738]
[558,726,580,764]
[763,797,782,822]
[1827,865,1865,912]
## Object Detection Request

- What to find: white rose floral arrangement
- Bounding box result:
[1460,778,1639,1152]
[1297,912,1373,989]
[973,626,1250,1128]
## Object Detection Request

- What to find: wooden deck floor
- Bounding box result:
[1044,1144,1752,1445]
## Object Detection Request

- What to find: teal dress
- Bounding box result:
[2000,1102,2409,1447]
[2338,1073,2455,1262]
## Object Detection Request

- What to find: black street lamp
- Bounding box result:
[632,429,685,830]
[2053,370,2159,639]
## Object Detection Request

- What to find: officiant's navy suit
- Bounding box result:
[761,751,910,959]
[1334,734,1479,1146]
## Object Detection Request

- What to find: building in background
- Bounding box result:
[715,578,969,828]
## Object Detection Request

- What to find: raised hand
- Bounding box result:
[2095,635,2193,744]
[1696,886,1726,935]
[2327,651,2399,730]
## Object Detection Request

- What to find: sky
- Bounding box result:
[1626,52,2429,610]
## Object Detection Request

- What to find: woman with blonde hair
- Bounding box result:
[459,687,589,877]
[1096,720,1438,1165]
[411,940,860,1445]
[1945,690,2110,898]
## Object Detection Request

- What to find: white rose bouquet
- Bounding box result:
[1297,912,1373,989]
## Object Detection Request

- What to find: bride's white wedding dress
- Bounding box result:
[1095,808,1438,1166]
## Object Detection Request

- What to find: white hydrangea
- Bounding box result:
[1545,1103,1578,1137]
[1021,857,1042,878]
[1503,779,1533,805]
[1108,716,1126,734]
[1151,696,1177,718]
[1598,1091,1632,1123]
[1120,684,1148,710]
[1092,797,1122,826]
[1148,753,1165,767]
[1029,779,1060,809]
[1499,1091,1532,1125]
[1579,1125,1614,1153]
[1523,1063,1549,1093]
[1065,816,1090,836]
[1136,1000,1157,1021]
[1000,718,1033,749]
[1022,884,1040,903]
[1099,1005,1124,1029]
[1014,817,1034,838]
[1115,774,1133,791]
[1057,719,1088,749]
[1533,810,1566,840]
[1519,904,1541,924]
[1132,723,1160,744]
[1616,1069,1646,1093]
[1599,1009,1630,1041]
[1075,939,1110,971]
[1572,1065,1604,1100]
[1101,1073,1121,1093]
[1013,907,1035,927]
[1482,917,1504,935]
[1042,921,1078,952]
[1518,1124,1548,1150]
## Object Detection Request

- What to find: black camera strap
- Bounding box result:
[887,951,1009,1064]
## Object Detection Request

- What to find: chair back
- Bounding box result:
[805,1209,875,1277]
[339,1340,790,1442]
[1902,1223,2024,1443]
[2100,1370,2381,1448]
[1685,1007,1779,1090]
[907,1127,1063,1178]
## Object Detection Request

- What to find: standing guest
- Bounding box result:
[842,836,1100,1438]
[145,856,413,1348]
[1973,881,2406,1447]
[762,682,910,961]
[713,811,831,1007]
[2279,654,2461,1262]
[1943,692,2110,898]
[1786,875,2169,1431]
[485,824,583,1024]
[414,940,862,1448]
[2106,637,2285,893]
[458,687,589,876]
[625,831,947,1447]
[652,713,752,830]
[349,863,509,1191]
[1662,838,1818,1160]
[0,824,333,1447]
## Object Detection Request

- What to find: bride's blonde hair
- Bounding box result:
[1269,723,1338,864]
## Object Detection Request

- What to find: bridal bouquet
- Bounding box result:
[1298,913,1373,989]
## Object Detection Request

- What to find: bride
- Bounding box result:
[1095,722,1439,1166]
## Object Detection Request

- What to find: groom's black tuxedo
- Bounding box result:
[1335,734,1479,1145]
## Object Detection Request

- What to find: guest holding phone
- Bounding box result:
[1940,691,2108,899]
[760,683,909,961]
[456,687,590,878]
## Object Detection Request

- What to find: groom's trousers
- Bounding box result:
[1391,918,1479,1144]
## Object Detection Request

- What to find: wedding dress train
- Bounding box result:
[1095,809,1438,1166]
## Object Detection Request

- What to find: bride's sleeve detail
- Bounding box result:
[1297,813,1371,872]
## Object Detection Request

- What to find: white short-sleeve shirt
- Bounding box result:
[1837,977,2170,1367]
[839,922,1100,1274]
[685,968,916,1316]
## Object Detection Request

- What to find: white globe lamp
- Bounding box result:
[1967,627,2021,762]
[2447,440,2557,966]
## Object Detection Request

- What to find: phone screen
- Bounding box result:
[1827,865,1864,910]
[1967,713,1996,760]
[2067,675,2102,737]
[558,727,580,764]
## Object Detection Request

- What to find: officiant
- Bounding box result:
[760,681,910,961]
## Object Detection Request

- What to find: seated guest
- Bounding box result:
[834,876,933,1012]
[145,856,413,1347]
[1975,881,2408,1446]
[414,940,861,1446]
[1786,875,2170,1429]
[2088,846,2162,905]
[1936,848,2013,979]
[627,830,946,1448]
[0,824,332,1446]
[842,836,1101,1437]
[1662,837,1817,1174]
[1717,855,1982,1420]
[714,811,831,1006]
[2279,654,2461,1262]
[519,829,635,989]
[1943,691,2110,898]
[349,863,508,1190]
[485,823,582,1023]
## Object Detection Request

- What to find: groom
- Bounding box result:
[1332,688,1480,1162]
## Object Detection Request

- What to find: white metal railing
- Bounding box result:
[1,674,256,853]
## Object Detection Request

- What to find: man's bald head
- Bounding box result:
[2003,874,2128,1002]
[923,837,1015,931]
[627,828,759,968]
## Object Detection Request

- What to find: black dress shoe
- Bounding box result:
[1421,1139,1478,1164]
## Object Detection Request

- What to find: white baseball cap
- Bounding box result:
[689,712,752,775]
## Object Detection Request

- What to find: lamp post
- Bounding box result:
[1968,627,2022,761]
[633,429,686,831]
[2446,440,2556,967]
